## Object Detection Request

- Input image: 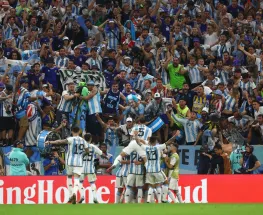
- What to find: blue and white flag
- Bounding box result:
[147,117,164,133]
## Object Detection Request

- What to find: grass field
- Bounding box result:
[1,204,263,215]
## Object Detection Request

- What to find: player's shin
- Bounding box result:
[124,186,131,203]
[67,176,73,197]
[156,186,162,203]
[147,187,153,203]
[79,180,85,199]
[168,190,177,203]
[90,182,98,203]
[162,184,169,202]
[175,190,183,203]
[73,177,80,195]
[116,189,122,203]
[137,188,143,203]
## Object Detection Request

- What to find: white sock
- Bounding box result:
[144,190,148,203]
[156,186,162,203]
[168,190,177,203]
[73,178,80,196]
[91,183,97,201]
[67,177,73,197]
[175,190,183,203]
[113,155,122,166]
[162,184,169,202]
[124,187,131,203]
[79,180,84,199]
[137,188,143,203]
[129,190,134,203]
[147,187,153,203]
[116,191,121,203]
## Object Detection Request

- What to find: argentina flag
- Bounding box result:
[147,117,165,133]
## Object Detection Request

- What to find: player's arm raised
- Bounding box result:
[164,130,180,145]
[45,139,68,145]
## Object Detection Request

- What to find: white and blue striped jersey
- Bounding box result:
[66,136,89,167]
[55,56,69,68]
[105,127,119,148]
[224,95,236,112]
[239,80,256,95]
[142,144,166,173]
[173,115,202,143]
[57,90,74,113]
[185,65,204,84]
[105,28,120,50]
[21,50,37,61]
[83,144,102,174]
[88,90,102,115]
[129,151,144,175]
[131,124,152,141]
[228,116,249,130]
[215,69,229,85]
[116,157,130,177]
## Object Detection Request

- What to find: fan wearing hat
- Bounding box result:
[118,56,133,75]
[9,140,29,176]
[145,92,176,141]
[0,84,15,146]
[120,94,145,122]
[62,36,73,54]
[68,45,87,67]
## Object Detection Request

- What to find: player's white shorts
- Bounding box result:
[122,140,146,157]
[66,165,83,176]
[80,173,97,183]
[116,176,127,188]
[146,171,166,185]
[127,174,144,187]
[169,178,179,190]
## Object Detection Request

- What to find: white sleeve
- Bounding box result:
[66,137,73,145]
[158,144,167,151]
[170,156,176,166]
[84,141,89,149]
[228,116,234,122]
[93,144,103,156]
[62,90,69,97]
[148,128,152,138]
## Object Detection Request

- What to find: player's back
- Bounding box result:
[66,136,88,167]
[83,144,102,174]
[131,124,152,141]
[143,144,166,173]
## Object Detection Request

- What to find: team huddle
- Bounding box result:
[45,123,182,204]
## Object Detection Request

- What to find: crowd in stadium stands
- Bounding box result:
[0,0,263,177]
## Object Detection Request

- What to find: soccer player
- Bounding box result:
[45,127,89,204]
[141,133,179,203]
[78,133,104,204]
[164,142,183,203]
[125,151,145,203]
[115,156,130,203]
[107,118,152,172]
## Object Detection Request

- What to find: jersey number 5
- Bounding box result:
[138,128,144,137]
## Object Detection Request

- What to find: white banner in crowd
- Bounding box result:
[0,59,106,90]
[59,69,106,90]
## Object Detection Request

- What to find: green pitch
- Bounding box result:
[1,204,263,215]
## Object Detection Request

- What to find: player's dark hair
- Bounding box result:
[149,136,158,144]
[99,143,107,148]
[72,127,80,133]
[84,133,92,142]
[214,144,222,150]
[138,117,146,124]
